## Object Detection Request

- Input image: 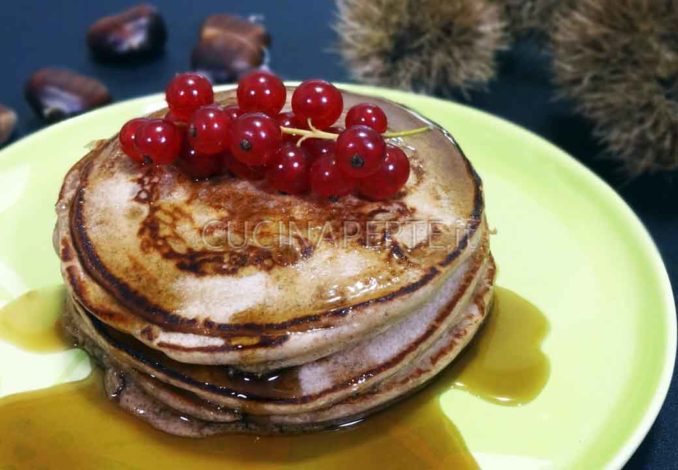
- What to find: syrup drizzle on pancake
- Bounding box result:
[0,286,549,468]
[132,163,420,277]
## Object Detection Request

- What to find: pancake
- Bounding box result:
[56,88,485,370]
[66,249,491,415]
[56,85,495,436]
[63,258,495,436]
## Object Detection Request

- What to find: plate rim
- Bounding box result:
[0,83,675,469]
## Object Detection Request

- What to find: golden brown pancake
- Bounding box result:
[56,87,495,436]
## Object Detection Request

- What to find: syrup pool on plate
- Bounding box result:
[0,286,549,469]
[451,287,550,405]
[0,285,69,352]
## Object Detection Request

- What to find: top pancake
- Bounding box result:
[61,88,484,357]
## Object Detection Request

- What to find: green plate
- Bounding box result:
[0,85,674,469]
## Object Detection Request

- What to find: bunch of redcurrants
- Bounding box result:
[118,71,414,200]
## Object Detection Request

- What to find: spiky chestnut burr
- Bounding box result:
[552,0,678,174]
[335,0,508,94]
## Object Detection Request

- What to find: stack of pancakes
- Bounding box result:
[55,89,495,437]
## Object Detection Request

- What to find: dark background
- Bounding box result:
[1,1,675,467]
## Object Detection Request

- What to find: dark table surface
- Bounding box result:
[1,1,676,468]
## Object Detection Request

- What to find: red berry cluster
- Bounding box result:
[118,71,418,200]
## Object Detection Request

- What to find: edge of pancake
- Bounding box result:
[89,264,492,437]
[64,258,495,436]
[67,254,494,415]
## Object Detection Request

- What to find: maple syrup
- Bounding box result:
[452,287,550,405]
[0,286,69,352]
[0,286,549,469]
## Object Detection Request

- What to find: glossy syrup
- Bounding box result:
[0,286,549,469]
[452,287,550,405]
[0,286,69,352]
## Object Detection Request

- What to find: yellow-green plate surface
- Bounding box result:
[0,85,674,469]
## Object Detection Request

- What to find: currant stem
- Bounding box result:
[280,126,338,141]
[280,125,432,145]
[382,126,431,138]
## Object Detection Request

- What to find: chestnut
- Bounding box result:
[25,68,112,123]
[191,15,270,83]
[0,104,17,145]
[199,14,270,47]
[191,36,266,84]
[87,4,167,61]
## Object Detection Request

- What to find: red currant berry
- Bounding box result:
[165,72,214,121]
[291,80,343,130]
[266,143,310,194]
[345,103,388,133]
[276,111,299,128]
[336,125,386,178]
[221,152,266,180]
[276,112,305,143]
[358,145,410,200]
[223,105,242,121]
[302,138,335,162]
[310,155,356,198]
[178,145,222,179]
[119,118,150,163]
[188,105,233,155]
[237,71,286,116]
[229,112,282,166]
[134,119,183,165]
